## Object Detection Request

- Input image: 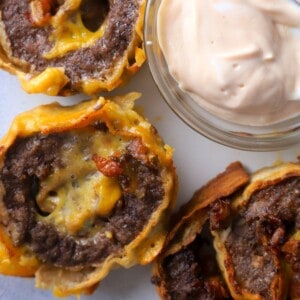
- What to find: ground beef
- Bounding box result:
[0,130,164,269]
[225,177,300,299]
[0,0,139,84]
[161,224,230,300]
[0,134,65,245]
[225,219,279,298]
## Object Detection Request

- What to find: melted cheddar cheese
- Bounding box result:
[0,227,40,277]
[30,0,106,60]
[37,129,127,235]
[19,68,69,96]
[44,12,106,60]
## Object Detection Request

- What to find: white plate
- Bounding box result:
[0,65,299,300]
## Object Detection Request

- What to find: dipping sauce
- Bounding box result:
[157,0,300,125]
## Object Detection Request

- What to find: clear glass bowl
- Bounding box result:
[144,0,300,151]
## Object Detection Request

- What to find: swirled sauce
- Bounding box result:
[158,0,300,125]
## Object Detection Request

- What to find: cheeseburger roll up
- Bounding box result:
[0,0,146,95]
[153,162,300,300]
[152,162,250,299]
[214,162,300,300]
[0,93,177,296]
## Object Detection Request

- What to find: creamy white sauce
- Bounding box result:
[157,0,300,125]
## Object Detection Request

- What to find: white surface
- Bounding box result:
[0,65,299,300]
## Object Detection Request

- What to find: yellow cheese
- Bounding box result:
[95,176,122,216]
[37,128,128,235]
[44,12,106,60]
[19,68,69,95]
[0,242,10,266]
[47,173,121,234]
[292,231,300,241]
[82,77,123,95]
[0,227,40,276]
[19,255,40,268]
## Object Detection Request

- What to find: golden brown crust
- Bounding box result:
[165,161,250,252]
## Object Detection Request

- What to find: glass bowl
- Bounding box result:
[144,0,300,151]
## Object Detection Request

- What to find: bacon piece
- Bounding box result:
[30,0,58,26]
[92,155,122,177]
